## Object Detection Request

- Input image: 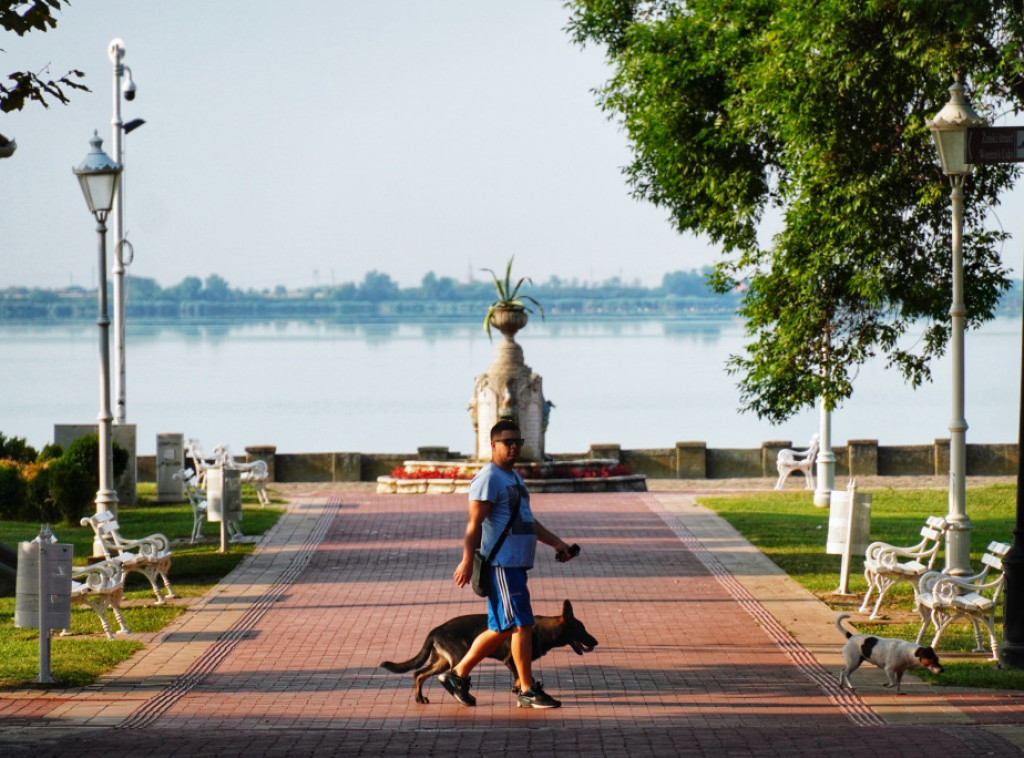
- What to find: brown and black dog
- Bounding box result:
[381,599,598,703]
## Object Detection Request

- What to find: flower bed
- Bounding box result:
[377,459,647,494]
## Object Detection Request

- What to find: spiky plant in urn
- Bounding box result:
[471,257,550,461]
[483,256,544,343]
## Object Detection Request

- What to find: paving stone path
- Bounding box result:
[1,487,1021,756]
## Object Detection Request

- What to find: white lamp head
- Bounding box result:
[927,77,987,176]
[73,131,122,216]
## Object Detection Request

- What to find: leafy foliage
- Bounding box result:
[0,1,88,113]
[0,431,36,463]
[566,0,1021,421]
[0,432,129,524]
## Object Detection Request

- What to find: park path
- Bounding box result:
[1,489,1021,756]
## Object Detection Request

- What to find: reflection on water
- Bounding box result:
[0,316,1019,456]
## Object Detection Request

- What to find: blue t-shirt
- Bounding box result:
[470,463,537,568]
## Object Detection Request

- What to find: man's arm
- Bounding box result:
[534,519,570,556]
[453,498,491,587]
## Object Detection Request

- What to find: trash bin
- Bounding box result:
[155,433,185,503]
[826,489,872,555]
[827,486,872,595]
[206,467,242,524]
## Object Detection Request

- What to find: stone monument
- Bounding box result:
[469,307,551,461]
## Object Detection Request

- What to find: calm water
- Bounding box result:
[0,317,1021,457]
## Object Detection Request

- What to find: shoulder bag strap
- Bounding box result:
[484,474,523,562]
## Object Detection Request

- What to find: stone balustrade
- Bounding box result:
[133,438,1018,485]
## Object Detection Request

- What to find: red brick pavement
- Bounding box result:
[1,491,1022,756]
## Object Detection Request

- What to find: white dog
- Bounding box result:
[835,613,943,695]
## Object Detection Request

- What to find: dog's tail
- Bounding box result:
[834,613,853,639]
[380,637,434,673]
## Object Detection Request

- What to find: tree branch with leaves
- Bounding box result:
[1,0,87,114]
[566,0,1020,421]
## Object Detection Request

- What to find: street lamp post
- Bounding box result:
[109,38,144,426]
[813,397,836,508]
[73,132,123,557]
[814,323,836,509]
[926,77,986,576]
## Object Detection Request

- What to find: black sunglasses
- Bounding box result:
[494,438,525,447]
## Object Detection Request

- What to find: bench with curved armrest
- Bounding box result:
[63,559,129,639]
[212,444,270,507]
[81,510,175,605]
[774,435,819,491]
[187,439,270,507]
[915,541,1011,661]
[174,468,243,543]
[859,516,948,619]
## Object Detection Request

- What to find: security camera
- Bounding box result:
[122,67,137,101]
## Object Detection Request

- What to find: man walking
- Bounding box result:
[441,419,577,708]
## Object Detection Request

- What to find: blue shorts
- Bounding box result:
[486,566,535,633]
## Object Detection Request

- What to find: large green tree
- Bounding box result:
[1,0,86,114]
[566,0,1022,422]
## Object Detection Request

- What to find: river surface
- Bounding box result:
[0,317,1020,456]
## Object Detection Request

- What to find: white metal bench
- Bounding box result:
[212,444,270,507]
[186,439,270,507]
[774,434,819,490]
[859,516,948,619]
[185,438,215,487]
[63,559,130,639]
[81,510,175,605]
[915,541,1011,660]
[174,468,243,543]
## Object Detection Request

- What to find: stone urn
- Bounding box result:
[472,305,547,461]
[489,306,528,344]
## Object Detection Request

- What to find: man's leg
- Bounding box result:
[512,625,561,709]
[511,624,534,690]
[439,628,512,707]
[453,628,511,678]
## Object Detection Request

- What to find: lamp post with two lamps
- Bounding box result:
[73,132,122,557]
[926,76,986,577]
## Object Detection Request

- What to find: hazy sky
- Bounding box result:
[1,1,733,293]
[3,2,1022,295]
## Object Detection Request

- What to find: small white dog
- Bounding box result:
[835,613,944,695]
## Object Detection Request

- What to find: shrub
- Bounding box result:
[43,456,94,525]
[0,461,28,520]
[37,443,63,463]
[0,436,129,525]
[64,434,128,486]
[0,432,38,465]
[23,462,60,524]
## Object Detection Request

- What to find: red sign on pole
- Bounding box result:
[965,126,1024,164]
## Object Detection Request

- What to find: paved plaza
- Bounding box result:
[1,484,1022,756]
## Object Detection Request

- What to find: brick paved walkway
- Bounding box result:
[1,489,1022,756]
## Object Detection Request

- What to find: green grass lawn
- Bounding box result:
[0,483,284,688]
[697,482,1024,689]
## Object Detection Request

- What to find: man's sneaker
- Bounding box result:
[517,681,561,709]
[438,671,476,706]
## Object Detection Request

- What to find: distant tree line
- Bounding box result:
[2,270,1020,322]
[0,268,746,321]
